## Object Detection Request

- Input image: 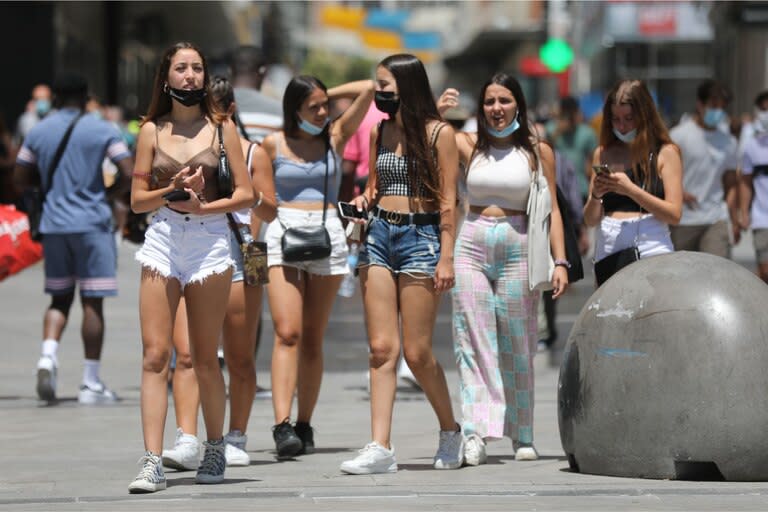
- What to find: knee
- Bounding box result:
[174,349,194,371]
[274,323,300,348]
[369,339,399,369]
[142,344,171,374]
[226,355,255,380]
[403,347,434,372]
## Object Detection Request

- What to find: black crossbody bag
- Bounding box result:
[22,111,85,241]
[279,138,332,262]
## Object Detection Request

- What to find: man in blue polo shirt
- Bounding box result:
[14,72,133,404]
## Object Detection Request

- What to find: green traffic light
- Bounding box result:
[539,38,574,73]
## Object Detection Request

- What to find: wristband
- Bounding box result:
[591,192,603,202]
[554,258,571,269]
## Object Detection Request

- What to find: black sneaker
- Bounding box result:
[272,420,302,459]
[294,422,315,455]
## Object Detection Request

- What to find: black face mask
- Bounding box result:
[167,86,207,107]
[374,91,400,115]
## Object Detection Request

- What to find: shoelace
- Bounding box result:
[135,455,159,481]
[199,446,224,475]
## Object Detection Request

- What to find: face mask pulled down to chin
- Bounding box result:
[167,86,208,107]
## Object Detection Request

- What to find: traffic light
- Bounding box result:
[539,38,574,73]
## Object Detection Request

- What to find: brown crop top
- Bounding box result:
[150,122,220,202]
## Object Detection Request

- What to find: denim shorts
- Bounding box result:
[264,207,349,276]
[43,231,117,297]
[135,207,234,288]
[357,215,441,278]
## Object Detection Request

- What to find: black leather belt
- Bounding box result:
[373,206,440,226]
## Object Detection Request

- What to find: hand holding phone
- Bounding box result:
[592,164,611,177]
[162,189,191,202]
[337,201,367,219]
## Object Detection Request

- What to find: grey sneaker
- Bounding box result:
[463,433,487,466]
[162,428,202,470]
[196,439,226,484]
[224,430,250,467]
[340,442,397,475]
[128,452,166,494]
[433,426,465,470]
[78,381,120,404]
[36,356,57,401]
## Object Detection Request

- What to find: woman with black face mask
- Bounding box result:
[128,42,254,493]
[340,54,463,475]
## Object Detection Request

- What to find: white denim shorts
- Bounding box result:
[265,207,349,276]
[595,214,674,262]
[135,207,234,288]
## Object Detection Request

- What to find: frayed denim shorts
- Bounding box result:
[357,215,441,278]
[595,214,673,262]
[135,207,234,288]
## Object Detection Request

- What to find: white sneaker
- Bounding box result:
[515,445,539,461]
[340,442,397,475]
[433,426,465,469]
[224,430,250,466]
[196,440,226,484]
[463,433,487,466]
[36,356,57,401]
[162,428,202,470]
[78,381,119,404]
[254,385,272,400]
[128,451,166,493]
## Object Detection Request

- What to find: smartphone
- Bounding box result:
[162,190,191,202]
[592,164,611,176]
[337,201,366,219]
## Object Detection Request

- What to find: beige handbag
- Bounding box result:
[526,144,555,291]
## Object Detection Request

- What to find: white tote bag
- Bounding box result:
[526,145,554,291]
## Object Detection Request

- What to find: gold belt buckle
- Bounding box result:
[386,209,403,224]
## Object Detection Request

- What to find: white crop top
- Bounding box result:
[466,146,531,211]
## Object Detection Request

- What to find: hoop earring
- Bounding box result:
[163,83,169,94]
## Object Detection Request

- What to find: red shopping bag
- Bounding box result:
[0,204,43,281]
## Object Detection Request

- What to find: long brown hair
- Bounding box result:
[599,79,675,187]
[141,42,226,125]
[474,72,538,171]
[378,54,442,202]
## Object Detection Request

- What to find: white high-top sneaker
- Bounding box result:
[162,428,202,471]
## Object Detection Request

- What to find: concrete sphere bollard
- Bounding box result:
[558,251,768,481]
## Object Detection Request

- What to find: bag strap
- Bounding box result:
[226,213,245,245]
[43,111,85,199]
[321,137,331,225]
[217,124,226,156]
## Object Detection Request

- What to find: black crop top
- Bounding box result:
[602,153,665,213]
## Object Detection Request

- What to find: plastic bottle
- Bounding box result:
[338,243,359,298]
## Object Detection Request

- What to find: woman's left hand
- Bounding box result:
[182,165,205,195]
[166,188,202,214]
[551,265,569,299]
[433,258,455,293]
[595,172,636,197]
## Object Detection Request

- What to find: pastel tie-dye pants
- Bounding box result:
[452,213,539,445]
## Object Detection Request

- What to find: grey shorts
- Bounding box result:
[43,231,117,297]
[753,229,768,264]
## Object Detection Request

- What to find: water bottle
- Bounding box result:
[338,243,359,298]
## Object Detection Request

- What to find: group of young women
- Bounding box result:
[127,41,683,493]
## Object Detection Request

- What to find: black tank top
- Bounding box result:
[602,152,665,213]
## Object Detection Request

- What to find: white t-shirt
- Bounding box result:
[670,117,738,225]
[741,133,768,229]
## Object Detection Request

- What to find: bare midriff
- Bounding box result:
[376,195,440,214]
[280,200,336,211]
[469,204,526,218]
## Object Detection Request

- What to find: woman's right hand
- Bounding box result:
[349,195,369,224]
[437,88,460,116]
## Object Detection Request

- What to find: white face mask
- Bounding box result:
[613,127,637,143]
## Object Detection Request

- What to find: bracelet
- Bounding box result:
[591,192,603,202]
[554,258,571,269]
[252,190,263,208]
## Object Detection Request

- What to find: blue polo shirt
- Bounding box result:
[16,108,131,234]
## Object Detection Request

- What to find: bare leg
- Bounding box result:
[80,297,104,361]
[172,298,199,436]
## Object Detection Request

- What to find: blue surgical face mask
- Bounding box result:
[297,116,328,136]
[703,108,726,128]
[487,114,520,138]
[35,99,51,117]
[613,127,637,143]
[755,109,768,132]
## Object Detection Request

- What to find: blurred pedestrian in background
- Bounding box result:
[14,72,133,405]
[585,79,683,283]
[738,89,768,283]
[262,75,373,459]
[438,73,569,465]
[230,45,282,144]
[15,83,51,145]
[340,54,463,475]
[547,96,598,202]
[128,41,253,493]
[669,80,740,256]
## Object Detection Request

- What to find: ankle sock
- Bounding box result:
[82,359,101,387]
[41,339,59,365]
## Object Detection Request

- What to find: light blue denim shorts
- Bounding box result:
[357,215,441,278]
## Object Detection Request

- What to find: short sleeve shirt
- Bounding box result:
[742,133,768,229]
[670,117,738,225]
[342,104,388,180]
[16,108,131,234]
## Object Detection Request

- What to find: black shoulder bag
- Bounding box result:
[279,139,332,262]
[22,111,84,241]
[217,124,233,198]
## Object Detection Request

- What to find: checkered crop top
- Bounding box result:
[375,121,428,197]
